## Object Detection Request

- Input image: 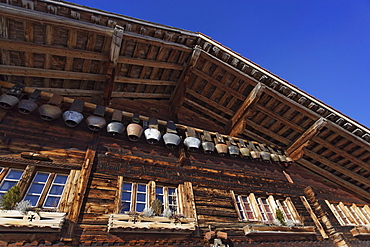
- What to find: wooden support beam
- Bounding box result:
[0,65,106,81]
[286,118,327,158]
[300,196,328,239]
[183,98,229,125]
[102,66,116,106]
[298,158,370,203]
[304,149,370,187]
[111,92,171,99]
[0,38,109,61]
[0,3,114,36]
[169,45,202,119]
[244,120,291,146]
[110,26,124,65]
[226,83,265,135]
[64,132,100,241]
[117,57,183,70]
[114,76,177,86]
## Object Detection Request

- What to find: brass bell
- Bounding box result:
[38,94,63,121]
[86,105,106,131]
[126,113,143,141]
[215,133,227,156]
[238,139,250,158]
[63,99,84,127]
[249,141,261,159]
[227,137,240,157]
[18,89,40,114]
[258,144,271,162]
[106,110,125,136]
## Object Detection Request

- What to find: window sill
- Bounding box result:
[243,224,316,236]
[108,214,196,234]
[350,226,370,237]
[0,210,66,232]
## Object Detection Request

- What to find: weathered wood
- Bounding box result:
[0,3,114,36]
[286,118,327,156]
[118,57,183,70]
[0,65,106,81]
[226,83,265,135]
[17,165,36,198]
[300,196,328,239]
[169,45,201,118]
[115,76,177,86]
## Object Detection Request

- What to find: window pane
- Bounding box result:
[34,173,49,182]
[137,193,146,202]
[6,170,23,180]
[156,186,163,194]
[137,184,146,192]
[121,191,131,201]
[24,195,39,206]
[136,203,146,212]
[44,196,60,208]
[49,185,64,195]
[156,195,164,202]
[122,182,132,191]
[54,175,68,184]
[28,183,45,194]
[0,181,17,191]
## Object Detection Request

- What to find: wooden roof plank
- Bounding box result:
[118,57,183,70]
[183,98,228,125]
[114,76,177,86]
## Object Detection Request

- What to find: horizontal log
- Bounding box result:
[115,76,177,86]
[118,57,183,70]
[0,65,106,81]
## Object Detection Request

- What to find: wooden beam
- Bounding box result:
[64,132,100,240]
[286,118,327,156]
[0,3,114,36]
[122,31,191,52]
[111,92,171,99]
[169,45,202,118]
[314,136,370,172]
[0,39,109,61]
[242,129,277,147]
[183,98,229,125]
[244,120,291,146]
[297,158,370,203]
[226,83,265,135]
[117,57,183,70]
[114,76,176,86]
[110,26,124,65]
[304,149,370,187]
[0,65,106,81]
[103,66,116,106]
[300,196,328,239]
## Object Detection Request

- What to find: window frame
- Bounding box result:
[232,192,302,225]
[325,200,370,227]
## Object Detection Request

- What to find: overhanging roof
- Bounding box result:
[0,0,369,201]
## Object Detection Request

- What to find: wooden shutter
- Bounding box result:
[285,197,302,224]
[148,180,156,206]
[59,170,80,213]
[325,200,345,226]
[248,193,262,221]
[230,190,243,220]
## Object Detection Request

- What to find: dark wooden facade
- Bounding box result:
[0,1,370,246]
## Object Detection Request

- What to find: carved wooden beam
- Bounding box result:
[286,118,327,159]
[110,26,124,65]
[226,83,265,136]
[0,3,114,36]
[169,45,202,119]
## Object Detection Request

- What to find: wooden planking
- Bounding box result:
[115,76,177,86]
[118,57,183,70]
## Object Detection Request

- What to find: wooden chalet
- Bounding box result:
[0,0,369,246]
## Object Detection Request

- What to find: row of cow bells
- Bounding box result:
[183,127,292,163]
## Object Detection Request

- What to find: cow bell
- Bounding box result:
[18,89,41,114]
[144,118,161,144]
[107,110,124,136]
[86,105,106,131]
[127,113,143,141]
[249,141,261,159]
[258,144,271,161]
[0,85,23,109]
[184,127,200,152]
[38,94,63,121]
[201,131,215,154]
[215,133,227,156]
[238,139,250,158]
[228,137,240,157]
[63,99,84,127]
[163,121,180,149]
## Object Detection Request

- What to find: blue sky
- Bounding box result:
[70,0,370,128]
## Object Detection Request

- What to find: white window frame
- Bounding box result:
[325,200,370,227]
[233,192,301,225]
[0,168,24,197]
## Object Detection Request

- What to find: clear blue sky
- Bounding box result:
[70,0,370,128]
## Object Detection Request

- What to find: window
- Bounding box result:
[0,166,69,210]
[120,181,178,215]
[0,169,24,198]
[233,192,301,225]
[24,172,68,209]
[325,200,370,227]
